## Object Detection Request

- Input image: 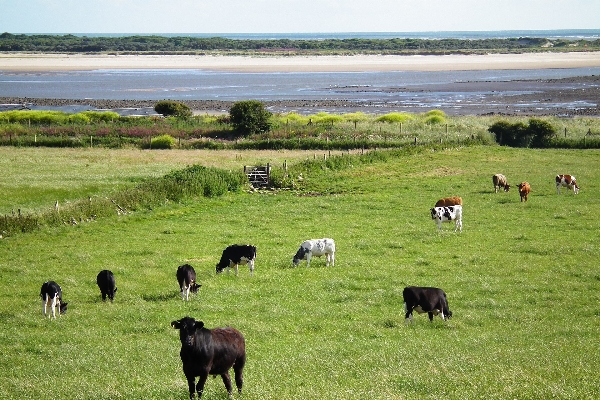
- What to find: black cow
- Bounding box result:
[216,245,257,276]
[176,264,201,301]
[403,286,452,323]
[171,317,246,399]
[96,270,117,302]
[40,281,68,319]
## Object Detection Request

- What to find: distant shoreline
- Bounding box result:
[2,52,600,73]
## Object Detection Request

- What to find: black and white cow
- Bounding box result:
[171,317,246,399]
[40,281,68,319]
[96,269,117,302]
[216,245,257,276]
[403,286,452,323]
[177,264,201,301]
[292,238,336,267]
[430,205,462,232]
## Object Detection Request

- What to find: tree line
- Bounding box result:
[2,32,598,54]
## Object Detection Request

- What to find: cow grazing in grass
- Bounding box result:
[430,205,462,232]
[403,286,452,323]
[96,270,117,302]
[216,245,257,276]
[518,181,531,202]
[171,317,246,399]
[434,196,463,207]
[292,238,336,267]
[556,174,580,194]
[493,174,510,193]
[40,281,68,319]
[177,264,201,301]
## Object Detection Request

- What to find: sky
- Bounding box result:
[1,0,599,34]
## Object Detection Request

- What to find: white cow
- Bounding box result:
[430,205,463,232]
[292,238,335,267]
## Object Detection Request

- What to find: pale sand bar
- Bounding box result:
[1,52,600,73]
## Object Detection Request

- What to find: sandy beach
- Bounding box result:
[2,52,600,72]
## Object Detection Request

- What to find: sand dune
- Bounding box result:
[1,52,600,72]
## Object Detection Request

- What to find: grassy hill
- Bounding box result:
[0,146,598,399]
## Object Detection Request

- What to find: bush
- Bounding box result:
[527,118,556,148]
[148,134,176,149]
[229,100,272,136]
[154,101,192,118]
[375,112,413,123]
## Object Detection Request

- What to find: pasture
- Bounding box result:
[0,145,599,399]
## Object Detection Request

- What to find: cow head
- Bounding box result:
[171,317,204,347]
[216,263,227,274]
[503,184,510,192]
[292,246,307,266]
[190,282,201,293]
[60,302,68,314]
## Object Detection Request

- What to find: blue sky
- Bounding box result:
[1,0,598,34]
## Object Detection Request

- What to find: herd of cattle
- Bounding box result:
[38,173,580,398]
[430,173,580,232]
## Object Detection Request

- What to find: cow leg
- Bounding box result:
[195,373,208,399]
[234,364,244,394]
[306,253,312,267]
[427,311,434,322]
[404,303,413,324]
[248,260,254,276]
[220,372,233,395]
[42,298,47,317]
[234,264,239,276]
[101,292,107,301]
[184,375,196,400]
[50,296,57,319]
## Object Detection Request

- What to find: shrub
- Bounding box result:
[154,100,193,118]
[527,118,556,148]
[148,134,176,149]
[375,112,413,123]
[229,100,272,136]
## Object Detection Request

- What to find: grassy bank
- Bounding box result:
[0,146,599,399]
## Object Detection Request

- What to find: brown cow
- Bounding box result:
[434,196,463,207]
[492,174,510,193]
[518,182,531,202]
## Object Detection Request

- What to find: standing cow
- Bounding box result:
[434,196,463,207]
[292,238,336,267]
[518,181,531,202]
[556,174,580,194]
[403,286,452,323]
[40,281,68,319]
[177,264,201,301]
[430,205,462,232]
[216,245,257,276]
[96,270,117,302]
[492,174,510,193]
[171,317,246,399]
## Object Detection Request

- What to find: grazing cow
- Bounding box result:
[492,174,510,193]
[434,196,463,207]
[518,181,531,202]
[292,238,335,267]
[403,286,452,323]
[556,174,580,194]
[216,245,257,276]
[96,270,117,302]
[171,317,246,399]
[430,205,462,232]
[177,264,201,301]
[40,281,68,319]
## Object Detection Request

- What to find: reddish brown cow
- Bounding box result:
[518,182,531,202]
[434,196,463,207]
[556,174,580,194]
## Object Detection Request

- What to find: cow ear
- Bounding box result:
[171,320,181,329]
[194,321,204,330]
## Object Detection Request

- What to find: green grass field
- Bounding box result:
[1,145,599,399]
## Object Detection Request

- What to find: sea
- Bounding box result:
[1,30,600,114]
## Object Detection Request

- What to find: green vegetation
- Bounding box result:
[0,145,598,399]
[2,32,600,54]
[2,108,600,150]
[229,100,273,137]
[154,100,193,118]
